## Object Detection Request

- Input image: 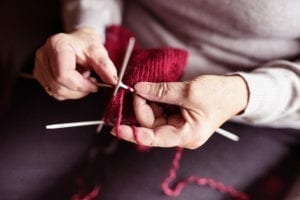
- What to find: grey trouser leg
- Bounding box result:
[96,123,299,200]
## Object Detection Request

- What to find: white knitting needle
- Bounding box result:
[19,73,133,91]
[112,37,136,96]
[46,120,104,129]
[95,37,135,133]
[20,72,34,79]
[216,128,239,141]
[96,82,133,91]
[45,120,239,141]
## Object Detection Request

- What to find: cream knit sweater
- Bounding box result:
[62,0,300,129]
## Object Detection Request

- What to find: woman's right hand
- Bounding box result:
[33,27,118,100]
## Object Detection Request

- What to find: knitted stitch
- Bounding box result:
[103,26,187,126]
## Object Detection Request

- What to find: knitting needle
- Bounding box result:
[96,82,133,92]
[46,120,104,129]
[112,37,135,96]
[20,72,34,79]
[19,72,133,91]
[95,37,135,133]
[45,120,239,142]
[216,128,239,141]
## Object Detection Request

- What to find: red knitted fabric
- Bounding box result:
[103,26,188,126]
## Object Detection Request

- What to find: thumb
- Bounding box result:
[134,82,188,105]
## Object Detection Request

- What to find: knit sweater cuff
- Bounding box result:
[235,71,274,122]
[231,61,300,128]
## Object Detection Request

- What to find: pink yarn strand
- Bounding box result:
[115,90,125,138]
[161,148,249,200]
[70,185,100,200]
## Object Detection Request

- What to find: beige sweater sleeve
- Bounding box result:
[234,60,300,129]
[61,0,122,37]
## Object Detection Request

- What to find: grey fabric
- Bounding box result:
[0,79,104,200]
[97,125,299,200]
[0,1,299,200]
[0,80,299,200]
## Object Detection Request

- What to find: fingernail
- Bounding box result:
[134,82,150,95]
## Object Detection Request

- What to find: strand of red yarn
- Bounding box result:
[114,90,125,139]
[161,148,249,200]
[70,185,100,200]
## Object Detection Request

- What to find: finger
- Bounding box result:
[133,94,155,128]
[87,45,118,85]
[42,72,90,100]
[111,125,185,148]
[48,40,98,93]
[150,102,164,118]
[134,82,188,106]
[34,48,49,87]
[34,56,65,100]
[35,54,89,100]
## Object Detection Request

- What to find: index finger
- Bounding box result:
[50,42,98,92]
[111,125,186,148]
[87,46,118,85]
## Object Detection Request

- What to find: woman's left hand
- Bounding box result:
[111,75,249,149]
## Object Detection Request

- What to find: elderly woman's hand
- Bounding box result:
[112,75,249,149]
[33,27,118,100]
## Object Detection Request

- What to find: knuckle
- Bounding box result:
[185,145,198,150]
[54,86,64,96]
[73,85,85,92]
[183,132,206,149]
[55,73,86,92]
[87,44,102,55]
[32,68,39,80]
[49,33,67,44]
[97,58,109,69]
[185,139,203,150]
[87,44,97,52]
[55,96,67,101]
[185,81,197,100]
[155,82,170,100]
[35,48,44,59]
[55,73,67,83]
[48,33,71,51]
[87,45,109,65]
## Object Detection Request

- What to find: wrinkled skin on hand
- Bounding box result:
[112,75,249,149]
[34,27,118,100]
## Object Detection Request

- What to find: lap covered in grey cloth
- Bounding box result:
[0,79,299,200]
[96,123,299,200]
